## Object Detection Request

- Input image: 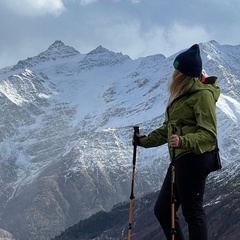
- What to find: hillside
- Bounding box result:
[53,168,240,240]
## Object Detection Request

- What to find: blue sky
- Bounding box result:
[0,0,240,68]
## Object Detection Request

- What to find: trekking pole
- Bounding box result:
[128,125,139,240]
[171,124,177,240]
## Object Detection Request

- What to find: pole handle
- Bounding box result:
[170,124,177,165]
[133,125,139,134]
[171,124,177,135]
[133,126,140,146]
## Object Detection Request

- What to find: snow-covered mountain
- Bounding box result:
[0,40,239,240]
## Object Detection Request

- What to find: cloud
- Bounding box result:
[90,16,210,59]
[164,23,210,52]
[130,0,142,3]
[0,0,240,68]
[0,0,65,16]
[77,0,141,5]
[78,0,98,5]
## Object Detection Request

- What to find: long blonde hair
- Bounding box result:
[168,69,197,103]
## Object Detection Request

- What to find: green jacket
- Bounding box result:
[139,77,221,160]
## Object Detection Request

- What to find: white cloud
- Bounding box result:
[163,23,210,53]
[94,20,211,59]
[130,0,142,3]
[1,0,65,16]
[78,0,97,6]
[0,0,240,67]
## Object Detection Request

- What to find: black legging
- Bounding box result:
[154,152,216,240]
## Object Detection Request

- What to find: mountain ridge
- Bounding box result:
[0,40,239,240]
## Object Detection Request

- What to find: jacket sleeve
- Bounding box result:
[179,90,217,154]
[139,123,168,148]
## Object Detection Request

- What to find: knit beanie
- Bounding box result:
[173,44,202,77]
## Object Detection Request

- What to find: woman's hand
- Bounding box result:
[170,134,181,148]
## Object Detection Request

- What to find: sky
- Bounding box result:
[0,0,240,68]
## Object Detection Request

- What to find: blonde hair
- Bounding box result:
[168,69,197,103]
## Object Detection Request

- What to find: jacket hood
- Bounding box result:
[186,76,220,102]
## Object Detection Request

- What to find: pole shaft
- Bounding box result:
[171,124,177,240]
[128,126,139,240]
[171,164,175,240]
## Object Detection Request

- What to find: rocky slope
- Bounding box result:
[53,164,240,240]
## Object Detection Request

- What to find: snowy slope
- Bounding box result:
[0,40,239,240]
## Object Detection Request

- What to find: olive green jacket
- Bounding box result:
[139,77,221,160]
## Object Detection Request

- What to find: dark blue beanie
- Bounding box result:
[173,44,202,77]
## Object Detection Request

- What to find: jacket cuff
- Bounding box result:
[138,135,147,146]
[178,136,184,148]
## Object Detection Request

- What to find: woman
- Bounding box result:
[135,44,220,240]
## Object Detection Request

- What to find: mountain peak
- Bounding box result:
[87,45,110,55]
[43,40,80,57]
[78,45,131,71]
[48,40,66,49]
[12,40,80,70]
